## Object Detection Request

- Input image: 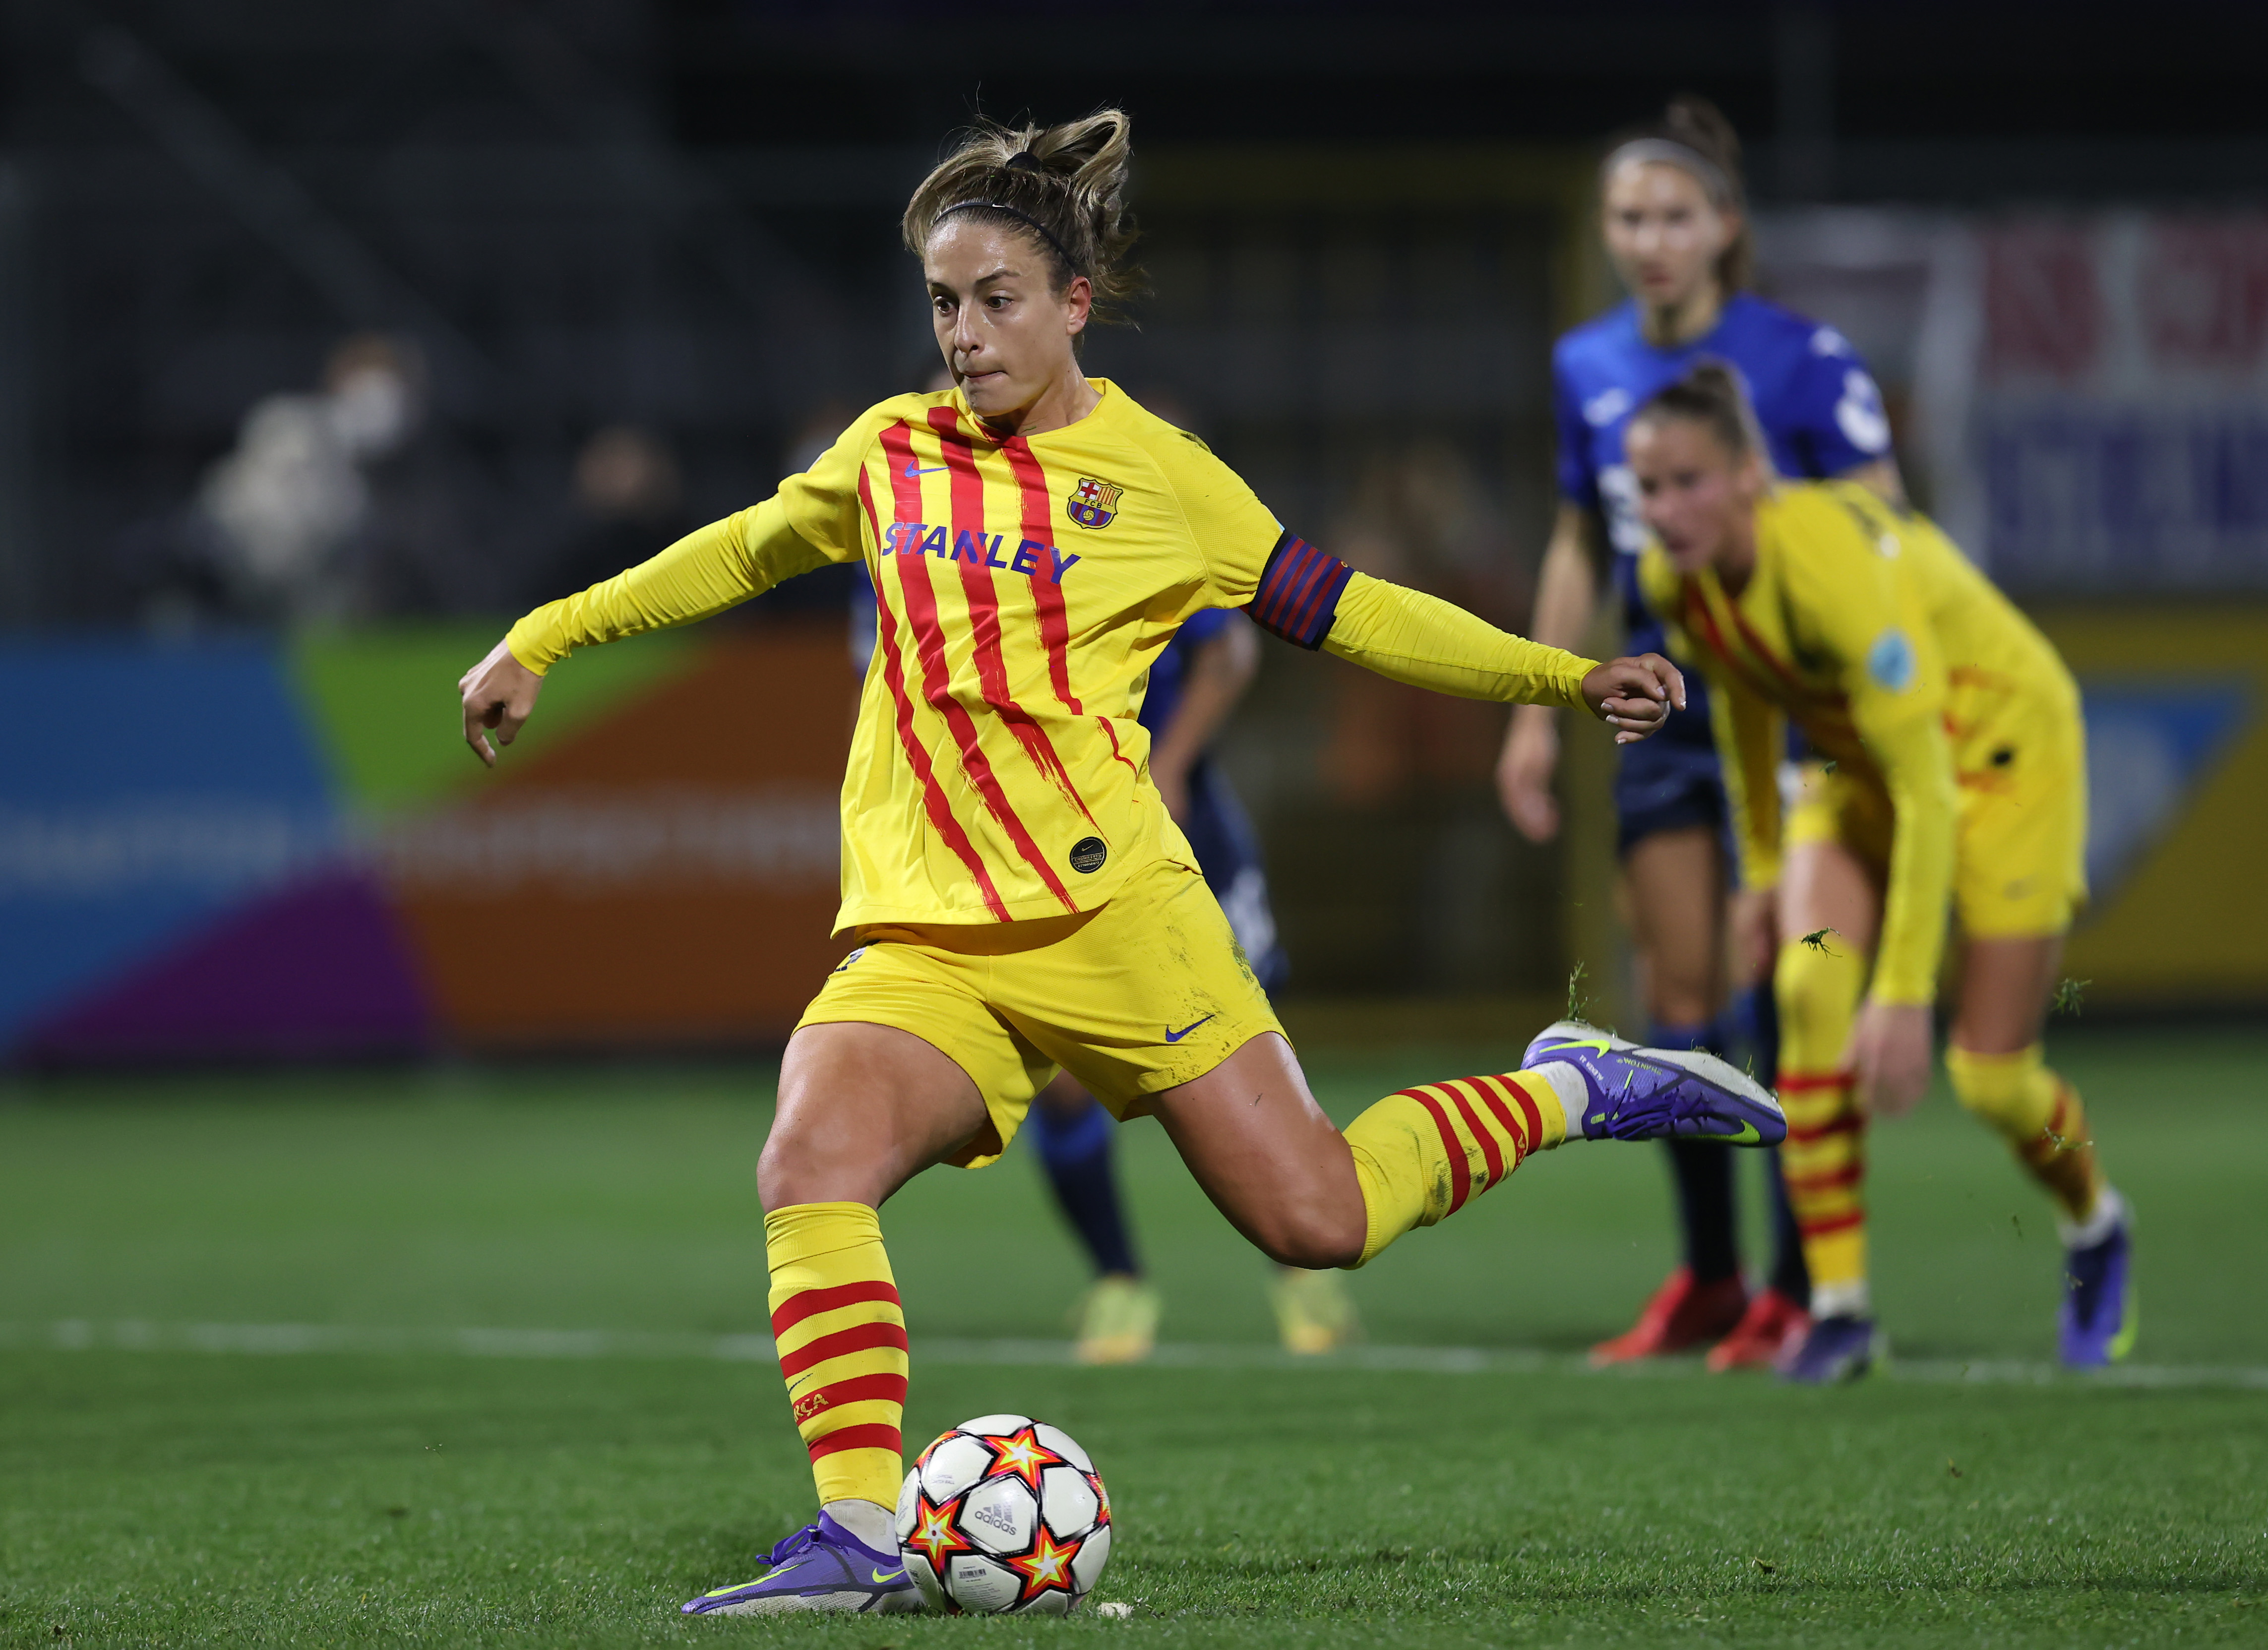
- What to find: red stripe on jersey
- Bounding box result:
[1681,582,1789,707]
[1729,603,1848,709]
[776,1319,910,1379]
[771,1278,901,1339]
[1399,1087,1471,1214]
[880,422,1079,914]
[1442,1081,1505,1191]
[862,468,1009,921]
[806,1423,903,1461]
[926,408,1099,829]
[1001,438,1083,715]
[1098,713,1140,778]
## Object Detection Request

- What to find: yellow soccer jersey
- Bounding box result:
[510,379,1595,934]
[1639,481,2081,1003]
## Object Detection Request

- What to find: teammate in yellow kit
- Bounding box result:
[460,114,1785,1616]
[1627,363,2135,1384]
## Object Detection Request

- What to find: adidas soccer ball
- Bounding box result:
[894,1414,1110,1615]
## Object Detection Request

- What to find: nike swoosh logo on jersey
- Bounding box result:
[1165,1015,1216,1044]
[903,462,948,476]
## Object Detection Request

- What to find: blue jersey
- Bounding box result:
[1552,293,1892,657]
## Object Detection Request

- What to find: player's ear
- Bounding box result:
[1062,274,1093,335]
[1713,203,1744,259]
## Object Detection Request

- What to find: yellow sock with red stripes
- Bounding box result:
[766,1202,907,1516]
[1775,934,1871,1314]
[1945,1043,2104,1224]
[1342,1069,1567,1267]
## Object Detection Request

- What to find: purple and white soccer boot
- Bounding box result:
[681,1512,922,1616]
[2059,1189,2136,1369]
[1522,1021,1785,1147]
[1779,1313,1883,1385]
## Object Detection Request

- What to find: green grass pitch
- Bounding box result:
[2,1026,2264,1646]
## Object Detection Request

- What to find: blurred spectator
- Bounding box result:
[1321,439,1526,805]
[547,424,690,601]
[191,334,423,623]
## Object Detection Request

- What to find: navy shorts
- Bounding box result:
[1613,700,1726,857]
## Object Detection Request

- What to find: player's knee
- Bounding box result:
[1248,1199,1365,1271]
[1945,1042,2054,1140]
[757,1114,876,1211]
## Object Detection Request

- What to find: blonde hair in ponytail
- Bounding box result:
[903,110,1145,324]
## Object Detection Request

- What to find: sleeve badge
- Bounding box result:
[1866,628,1917,693]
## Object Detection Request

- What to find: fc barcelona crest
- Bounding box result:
[1066,476,1122,529]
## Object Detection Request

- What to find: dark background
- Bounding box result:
[1,0,2261,1010]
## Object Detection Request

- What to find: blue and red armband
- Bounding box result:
[1244,532,1352,650]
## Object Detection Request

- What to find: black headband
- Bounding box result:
[934,197,1084,275]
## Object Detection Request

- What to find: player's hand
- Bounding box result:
[1732,885,1779,988]
[1847,999,1932,1119]
[1496,705,1561,842]
[460,636,545,767]
[1580,653,1685,745]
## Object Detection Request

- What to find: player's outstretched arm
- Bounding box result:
[460,637,545,767]
[1312,569,1682,742]
[458,500,843,766]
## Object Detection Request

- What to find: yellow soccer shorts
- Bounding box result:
[1786,705,2088,940]
[795,853,1285,1167]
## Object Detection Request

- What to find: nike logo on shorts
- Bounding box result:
[903,461,948,477]
[1165,1014,1216,1044]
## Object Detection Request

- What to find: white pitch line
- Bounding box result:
[2,1320,2264,1392]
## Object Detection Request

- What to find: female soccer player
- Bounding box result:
[460,112,1782,1616]
[1624,362,2134,1384]
[1496,96,1902,1371]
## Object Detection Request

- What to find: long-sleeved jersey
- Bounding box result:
[509,379,1597,935]
[1640,481,2081,1004]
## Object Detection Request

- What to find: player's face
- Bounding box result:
[924,219,1092,420]
[1601,162,1736,309]
[1626,416,1761,572]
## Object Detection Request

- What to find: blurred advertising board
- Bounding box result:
[2038,606,2268,1012]
[0,622,855,1065]
[1759,208,2268,594]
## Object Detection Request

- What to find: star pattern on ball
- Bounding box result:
[1091,1470,1110,1525]
[904,1493,972,1569]
[984,1425,1064,1492]
[1007,1523,1080,1602]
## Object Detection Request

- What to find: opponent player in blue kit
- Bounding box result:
[1496,97,1904,1372]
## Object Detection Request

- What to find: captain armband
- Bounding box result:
[1243,531,1353,650]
